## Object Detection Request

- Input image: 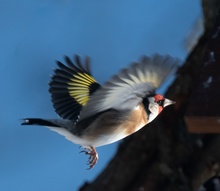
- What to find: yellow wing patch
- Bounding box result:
[67,73,97,106]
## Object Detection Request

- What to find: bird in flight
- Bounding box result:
[22,54,179,169]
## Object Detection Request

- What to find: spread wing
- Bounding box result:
[79,54,180,120]
[49,55,101,121]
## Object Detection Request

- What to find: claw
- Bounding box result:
[79,150,87,154]
[79,146,99,169]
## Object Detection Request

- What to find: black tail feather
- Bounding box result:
[21,118,60,127]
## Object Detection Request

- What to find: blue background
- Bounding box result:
[1,1,202,190]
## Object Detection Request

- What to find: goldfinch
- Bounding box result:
[22,54,179,169]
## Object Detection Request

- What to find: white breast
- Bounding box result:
[46,125,127,148]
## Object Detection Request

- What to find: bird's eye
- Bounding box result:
[157,100,164,106]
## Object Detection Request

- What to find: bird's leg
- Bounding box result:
[80,146,99,169]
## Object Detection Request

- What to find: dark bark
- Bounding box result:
[79,1,220,191]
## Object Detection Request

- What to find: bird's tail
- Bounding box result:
[21,118,75,131]
[21,118,80,143]
[21,118,61,127]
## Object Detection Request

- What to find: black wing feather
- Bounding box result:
[49,54,101,121]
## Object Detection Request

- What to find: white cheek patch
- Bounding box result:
[149,103,158,113]
[148,103,159,123]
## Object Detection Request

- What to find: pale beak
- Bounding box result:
[163,98,176,107]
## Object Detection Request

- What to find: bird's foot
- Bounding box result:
[80,146,99,169]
